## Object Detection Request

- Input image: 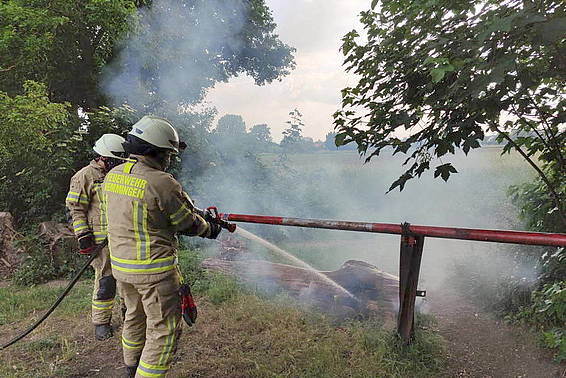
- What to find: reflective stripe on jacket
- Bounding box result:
[66,160,107,240]
[104,155,210,283]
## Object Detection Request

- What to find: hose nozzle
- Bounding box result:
[206,207,236,233]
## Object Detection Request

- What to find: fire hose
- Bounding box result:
[0,239,108,350]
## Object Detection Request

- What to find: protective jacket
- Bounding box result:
[66,160,107,243]
[103,154,210,284]
[66,160,116,326]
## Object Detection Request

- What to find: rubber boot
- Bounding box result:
[124,365,137,378]
[94,324,113,340]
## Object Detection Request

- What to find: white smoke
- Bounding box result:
[102,0,248,109]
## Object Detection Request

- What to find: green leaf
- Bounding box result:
[430,68,446,83]
[433,163,458,182]
[333,0,564,208]
[387,172,412,192]
[335,132,348,147]
[539,17,566,43]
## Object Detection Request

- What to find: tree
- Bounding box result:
[215,114,247,135]
[250,124,272,144]
[334,0,566,225]
[281,108,304,150]
[103,0,296,110]
[1,0,295,113]
[0,0,295,223]
[0,0,137,110]
[0,82,77,223]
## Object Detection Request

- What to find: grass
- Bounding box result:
[0,281,91,326]
[174,248,445,377]
[0,148,547,376]
[0,148,541,376]
[174,291,445,377]
[0,281,92,378]
[0,246,446,377]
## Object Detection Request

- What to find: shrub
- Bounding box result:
[516,281,566,362]
[0,82,78,224]
[12,233,92,286]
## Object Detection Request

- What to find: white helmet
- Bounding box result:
[128,115,180,153]
[93,134,126,159]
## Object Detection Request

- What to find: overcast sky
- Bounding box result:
[204,0,369,142]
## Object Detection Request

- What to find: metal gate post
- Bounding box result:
[397,225,425,344]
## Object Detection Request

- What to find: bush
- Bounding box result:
[450,250,537,316]
[509,166,565,235]
[0,83,139,227]
[12,233,92,286]
[457,250,566,362]
[515,281,566,362]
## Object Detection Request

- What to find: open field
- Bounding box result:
[229,148,564,376]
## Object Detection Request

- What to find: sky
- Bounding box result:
[204,0,369,142]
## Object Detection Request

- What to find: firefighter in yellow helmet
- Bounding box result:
[66,134,126,340]
[103,116,221,377]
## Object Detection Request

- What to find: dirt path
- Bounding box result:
[428,289,565,378]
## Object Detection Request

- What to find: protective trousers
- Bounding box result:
[91,246,117,325]
[119,273,182,378]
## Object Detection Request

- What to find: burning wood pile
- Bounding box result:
[203,235,399,320]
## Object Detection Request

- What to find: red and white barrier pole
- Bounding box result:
[221,213,566,247]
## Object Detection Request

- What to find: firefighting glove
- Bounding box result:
[179,283,197,326]
[78,231,96,255]
[207,222,222,239]
[201,208,215,223]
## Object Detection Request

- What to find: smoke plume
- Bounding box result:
[102,0,249,109]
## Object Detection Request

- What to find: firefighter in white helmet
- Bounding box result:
[66,134,126,340]
[103,116,221,377]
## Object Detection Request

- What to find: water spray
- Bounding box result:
[235,227,358,301]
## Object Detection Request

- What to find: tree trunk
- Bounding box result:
[202,258,399,319]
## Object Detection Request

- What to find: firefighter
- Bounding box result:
[103,115,221,377]
[66,134,126,340]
